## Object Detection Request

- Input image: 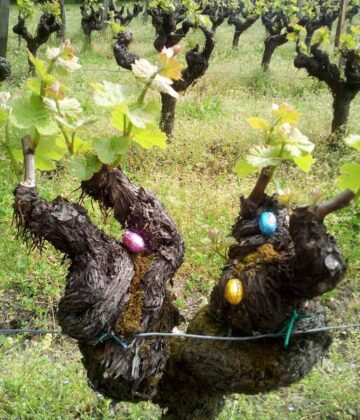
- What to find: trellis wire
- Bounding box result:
[69,66,360,83]
[0,322,359,342]
[6,64,314,80]
[136,323,360,341]
[68,67,321,80]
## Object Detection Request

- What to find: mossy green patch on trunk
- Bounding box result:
[116,253,154,337]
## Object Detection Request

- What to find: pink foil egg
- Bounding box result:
[122,231,145,253]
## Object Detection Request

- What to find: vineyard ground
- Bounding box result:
[0,5,359,419]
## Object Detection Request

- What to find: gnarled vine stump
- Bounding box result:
[13,13,60,71]
[80,3,103,45]
[0,57,11,81]
[261,10,289,71]
[228,11,259,49]
[294,43,360,133]
[13,155,347,418]
[202,4,230,34]
[109,1,143,26]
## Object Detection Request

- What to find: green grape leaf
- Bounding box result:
[54,61,81,77]
[111,106,127,132]
[72,137,93,155]
[287,32,297,42]
[132,58,157,81]
[53,134,67,150]
[158,51,183,81]
[28,52,56,85]
[9,137,66,171]
[344,134,360,151]
[282,127,314,156]
[340,33,357,50]
[247,117,270,131]
[131,124,167,149]
[55,115,97,131]
[350,25,360,36]
[10,148,23,163]
[43,97,82,116]
[68,155,102,181]
[297,40,308,52]
[337,163,360,193]
[7,126,32,149]
[293,153,314,172]
[247,145,282,168]
[10,94,59,136]
[26,78,42,95]
[272,103,300,125]
[36,136,67,162]
[92,81,132,108]
[93,136,130,164]
[28,53,48,80]
[128,102,158,128]
[108,20,125,34]
[291,23,305,32]
[197,14,211,27]
[311,27,330,46]
[36,155,56,171]
[234,159,258,179]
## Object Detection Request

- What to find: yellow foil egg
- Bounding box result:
[224,278,244,305]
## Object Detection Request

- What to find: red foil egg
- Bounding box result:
[122,231,145,253]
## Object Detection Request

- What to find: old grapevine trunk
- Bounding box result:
[80,4,103,46]
[160,93,177,137]
[228,15,259,49]
[117,3,143,26]
[261,34,287,71]
[13,13,60,72]
[260,9,290,71]
[13,15,60,57]
[160,24,215,137]
[113,24,215,137]
[155,303,330,419]
[13,155,347,418]
[294,44,360,133]
[331,83,358,132]
[15,164,185,400]
[0,57,10,82]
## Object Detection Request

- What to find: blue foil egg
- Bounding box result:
[259,212,277,235]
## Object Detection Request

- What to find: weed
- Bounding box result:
[184,96,223,121]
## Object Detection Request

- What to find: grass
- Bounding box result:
[0,4,360,419]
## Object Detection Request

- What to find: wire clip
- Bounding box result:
[98,330,128,349]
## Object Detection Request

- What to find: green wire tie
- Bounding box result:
[98,331,128,349]
[276,309,314,349]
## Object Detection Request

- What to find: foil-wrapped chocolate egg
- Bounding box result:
[224,278,244,305]
[259,212,277,235]
[122,231,145,253]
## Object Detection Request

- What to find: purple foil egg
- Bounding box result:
[122,231,145,253]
